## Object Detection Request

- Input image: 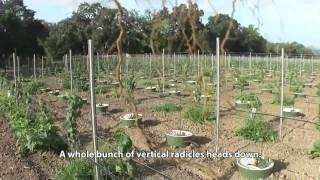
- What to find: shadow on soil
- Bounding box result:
[273,159,289,173]
[109,108,123,114]
[190,135,211,146]
[143,118,161,127]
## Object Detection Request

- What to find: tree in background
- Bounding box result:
[0,0,48,57]
[0,1,316,61]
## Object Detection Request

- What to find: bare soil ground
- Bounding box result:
[2,73,320,179]
[0,114,40,180]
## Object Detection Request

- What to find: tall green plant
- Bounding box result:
[65,94,84,150]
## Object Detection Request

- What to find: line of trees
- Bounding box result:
[0,0,314,60]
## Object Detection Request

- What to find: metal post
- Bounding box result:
[279,48,285,140]
[149,53,152,79]
[65,54,68,73]
[299,55,302,77]
[69,49,73,92]
[173,52,176,77]
[33,54,36,80]
[126,54,128,78]
[312,56,314,73]
[269,53,272,72]
[97,53,100,81]
[162,49,165,94]
[88,40,99,180]
[107,54,110,71]
[193,54,195,74]
[215,37,220,153]
[228,53,231,70]
[249,52,252,75]
[224,51,227,70]
[13,53,17,91]
[266,54,269,71]
[197,50,200,76]
[302,55,305,73]
[17,56,20,80]
[211,54,214,71]
[41,56,44,77]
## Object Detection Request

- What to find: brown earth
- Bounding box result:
[2,73,320,179]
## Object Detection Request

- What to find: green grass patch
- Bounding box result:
[272,93,295,106]
[183,104,213,124]
[57,159,94,180]
[153,103,181,112]
[237,115,277,142]
[308,140,320,159]
[25,80,46,94]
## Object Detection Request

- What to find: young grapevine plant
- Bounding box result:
[65,94,84,150]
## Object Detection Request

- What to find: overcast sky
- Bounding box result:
[24,0,320,48]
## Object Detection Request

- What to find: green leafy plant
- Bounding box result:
[272,93,295,106]
[102,129,135,178]
[111,87,120,98]
[308,140,320,159]
[237,114,277,142]
[233,74,249,96]
[237,93,262,110]
[316,83,320,96]
[25,80,46,95]
[153,103,181,112]
[254,156,272,168]
[262,83,273,89]
[125,75,136,98]
[62,73,71,89]
[289,79,303,93]
[182,62,191,80]
[57,159,94,180]
[0,75,10,90]
[114,128,133,153]
[96,85,107,94]
[65,94,84,150]
[287,71,297,86]
[0,95,67,154]
[193,84,201,103]
[290,85,303,93]
[74,79,89,92]
[183,104,213,124]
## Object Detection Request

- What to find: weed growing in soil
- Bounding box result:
[25,80,46,95]
[0,75,10,90]
[193,84,201,103]
[237,93,262,110]
[65,94,84,150]
[237,114,277,142]
[153,103,181,112]
[102,129,136,178]
[57,159,94,180]
[183,104,212,124]
[308,140,320,159]
[290,85,303,93]
[95,85,107,94]
[74,79,89,92]
[272,93,295,106]
[62,73,71,89]
[262,83,273,89]
[111,87,120,98]
[316,83,320,96]
[57,129,136,179]
[0,94,67,154]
